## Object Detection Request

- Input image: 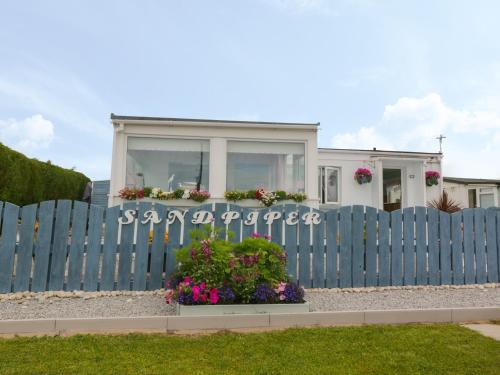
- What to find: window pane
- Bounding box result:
[226,141,305,192]
[468,189,477,208]
[480,193,495,208]
[126,137,209,191]
[326,168,339,203]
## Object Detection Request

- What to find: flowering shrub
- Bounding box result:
[224,188,307,206]
[119,187,145,200]
[166,226,304,305]
[120,186,210,202]
[354,168,372,185]
[425,171,440,186]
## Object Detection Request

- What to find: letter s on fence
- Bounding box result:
[118,209,136,225]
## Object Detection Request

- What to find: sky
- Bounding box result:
[1,0,500,180]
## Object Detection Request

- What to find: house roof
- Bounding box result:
[444,177,500,185]
[318,147,442,157]
[110,113,319,127]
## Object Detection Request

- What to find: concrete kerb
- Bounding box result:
[0,307,498,336]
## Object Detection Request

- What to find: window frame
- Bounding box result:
[225,139,307,193]
[123,135,211,191]
[318,166,341,205]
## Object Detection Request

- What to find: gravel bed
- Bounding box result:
[0,286,499,320]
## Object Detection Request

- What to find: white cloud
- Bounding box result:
[0,114,54,151]
[331,93,500,178]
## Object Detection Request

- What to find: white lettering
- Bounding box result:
[264,211,282,225]
[222,211,240,225]
[167,210,187,225]
[118,209,136,225]
[191,210,214,224]
[302,212,322,225]
[141,210,162,225]
[244,211,259,226]
[285,211,299,225]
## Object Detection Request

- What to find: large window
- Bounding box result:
[126,137,209,191]
[318,167,340,204]
[479,188,495,208]
[226,141,305,192]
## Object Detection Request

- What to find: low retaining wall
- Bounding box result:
[1,307,499,336]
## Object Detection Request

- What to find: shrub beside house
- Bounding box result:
[0,143,90,206]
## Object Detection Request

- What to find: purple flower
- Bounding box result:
[252,284,277,304]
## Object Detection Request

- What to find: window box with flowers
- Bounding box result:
[354,168,372,185]
[118,186,211,203]
[425,171,440,187]
[165,226,309,316]
[224,189,307,207]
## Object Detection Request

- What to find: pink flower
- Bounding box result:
[192,285,200,302]
[201,293,207,302]
[279,294,286,301]
[251,232,261,238]
[165,289,174,304]
[183,276,191,285]
[200,282,206,290]
[277,282,286,293]
[209,288,219,304]
[264,234,271,241]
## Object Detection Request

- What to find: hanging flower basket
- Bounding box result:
[354,168,372,185]
[425,171,440,186]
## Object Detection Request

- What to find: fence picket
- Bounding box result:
[257,207,269,237]
[339,206,352,288]
[149,204,168,290]
[271,205,283,245]
[474,209,487,284]
[228,204,242,243]
[284,204,298,282]
[101,206,120,290]
[117,202,136,290]
[14,204,37,291]
[131,202,152,291]
[165,207,182,278]
[378,210,390,286]
[325,209,338,288]
[415,207,427,285]
[48,200,72,291]
[391,210,403,286]
[298,206,311,287]
[352,205,365,287]
[66,201,89,291]
[486,208,499,283]
[463,209,475,284]
[312,209,325,288]
[83,204,105,291]
[451,211,464,285]
[32,201,55,292]
[403,207,415,285]
[428,208,440,285]
[365,207,377,287]
[0,203,19,292]
[439,211,452,285]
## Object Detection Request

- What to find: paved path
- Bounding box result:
[464,324,500,340]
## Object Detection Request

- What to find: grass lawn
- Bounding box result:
[0,324,499,374]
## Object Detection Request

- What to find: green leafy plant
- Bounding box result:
[224,190,246,201]
[173,189,185,199]
[170,227,294,305]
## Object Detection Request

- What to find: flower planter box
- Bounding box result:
[176,302,310,316]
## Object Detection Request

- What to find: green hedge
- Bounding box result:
[0,143,90,206]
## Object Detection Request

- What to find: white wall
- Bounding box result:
[318,149,442,210]
[444,181,500,208]
[109,119,318,207]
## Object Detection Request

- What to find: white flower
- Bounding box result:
[182,189,190,199]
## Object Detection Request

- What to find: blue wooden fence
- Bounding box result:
[0,200,499,292]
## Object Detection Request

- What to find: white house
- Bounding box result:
[443,177,500,208]
[109,114,443,210]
